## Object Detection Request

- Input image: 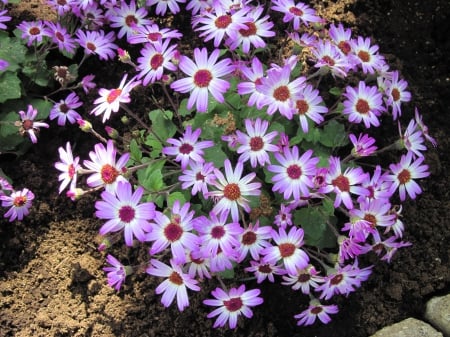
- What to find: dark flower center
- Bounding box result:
[100,164,119,184]
[224,297,243,312]
[223,183,241,201]
[164,223,183,242]
[60,103,69,113]
[356,99,370,114]
[239,22,257,37]
[147,32,162,41]
[311,306,323,315]
[29,27,41,35]
[13,196,27,207]
[330,273,343,285]
[398,169,411,184]
[215,15,232,29]
[125,15,137,27]
[296,99,309,115]
[289,7,303,16]
[119,205,135,223]
[150,53,164,70]
[287,164,302,179]
[86,42,96,51]
[273,85,290,101]
[297,273,311,283]
[322,55,335,66]
[357,50,370,62]
[241,231,257,245]
[258,264,272,273]
[169,271,183,285]
[179,143,193,154]
[211,225,225,239]
[107,89,122,104]
[332,174,350,192]
[22,120,33,130]
[391,88,400,101]
[364,213,377,228]
[193,69,212,88]
[249,136,264,151]
[195,172,205,181]
[55,31,65,42]
[279,242,296,258]
[338,41,351,55]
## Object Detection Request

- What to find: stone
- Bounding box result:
[425,294,450,337]
[369,317,443,337]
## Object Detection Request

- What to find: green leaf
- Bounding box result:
[148,109,177,141]
[320,120,348,148]
[137,160,166,193]
[294,207,337,249]
[203,146,227,168]
[0,72,22,103]
[28,98,52,119]
[167,192,186,208]
[329,87,342,97]
[129,139,142,162]
[0,35,27,72]
[218,267,235,279]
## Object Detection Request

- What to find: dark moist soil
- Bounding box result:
[1,1,450,337]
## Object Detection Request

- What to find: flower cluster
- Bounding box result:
[0,0,436,330]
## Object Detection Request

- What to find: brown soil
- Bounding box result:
[1,1,449,337]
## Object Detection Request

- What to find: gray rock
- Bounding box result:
[425,294,450,337]
[369,317,443,337]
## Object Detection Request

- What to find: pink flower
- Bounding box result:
[54,142,80,194]
[146,259,200,311]
[95,181,155,246]
[384,70,411,120]
[170,48,234,113]
[206,159,261,222]
[271,0,323,30]
[282,265,324,294]
[75,29,118,61]
[1,188,34,221]
[103,254,132,291]
[109,0,152,39]
[349,133,377,157]
[17,105,49,144]
[203,284,263,329]
[292,83,328,133]
[294,300,339,326]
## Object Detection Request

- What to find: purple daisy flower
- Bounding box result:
[203,284,263,329]
[236,220,272,262]
[282,265,324,295]
[206,159,261,222]
[49,92,83,126]
[128,23,182,45]
[83,140,130,192]
[386,151,430,201]
[398,119,426,158]
[350,36,385,74]
[109,0,152,39]
[146,200,199,264]
[343,81,384,128]
[236,118,279,168]
[54,142,80,194]
[258,64,307,119]
[75,29,118,61]
[45,21,77,54]
[318,156,369,210]
[226,6,275,54]
[162,125,214,170]
[103,254,133,291]
[0,188,34,222]
[268,146,319,201]
[95,181,155,246]
[244,260,286,284]
[17,20,51,46]
[47,0,76,16]
[261,226,309,275]
[312,40,351,78]
[271,0,323,30]
[329,23,353,56]
[384,70,411,120]
[349,133,377,157]
[236,56,266,109]
[193,4,250,48]
[292,83,328,133]
[294,300,339,326]
[178,161,215,196]
[170,48,234,113]
[146,259,200,312]
[136,38,178,85]
[17,105,49,144]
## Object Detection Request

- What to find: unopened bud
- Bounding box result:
[77,119,92,132]
[117,48,132,64]
[105,125,119,139]
[121,115,130,125]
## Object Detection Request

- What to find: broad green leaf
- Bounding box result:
[148,109,177,141]
[167,191,186,208]
[294,207,336,249]
[203,146,227,168]
[320,119,348,148]
[0,72,22,103]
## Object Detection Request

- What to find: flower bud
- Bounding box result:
[77,119,92,132]
[105,126,119,139]
[121,115,130,125]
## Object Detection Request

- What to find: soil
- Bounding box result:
[1,1,449,337]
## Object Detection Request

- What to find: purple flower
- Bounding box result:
[312,40,351,78]
[109,0,152,39]
[45,21,77,54]
[398,119,426,158]
[329,23,353,55]
[386,151,430,201]
[178,161,215,196]
[0,59,9,72]
[80,74,96,93]
[271,0,323,30]
[206,159,261,222]
[17,20,51,46]
[203,284,263,329]
[75,29,118,61]
[17,105,50,144]
[261,226,309,275]
[236,220,273,262]
[170,48,234,113]
[83,140,130,192]
[103,254,132,291]
[343,81,384,128]
[54,142,80,194]
[350,36,385,74]
[95,181,155,246]
[258,64,306,119]
[236,118,278,168]
[50,92,83,126]
[414,107,437,147]
[282,265,324,295]
[349,133,377,157]
[319,156,369,210]
[384,70,411,120]
[146,200,198,264]
[292,83,328,133]
[268,146,319,201]
[162,125,213,170]
[1,188,34,221]
[128,23,182,45]
[244,260,286,284]
[294,300,339,326]
[146,0,186,16]
[146,259,200,311]
[137,39,178,85]
[237,56,266,109]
